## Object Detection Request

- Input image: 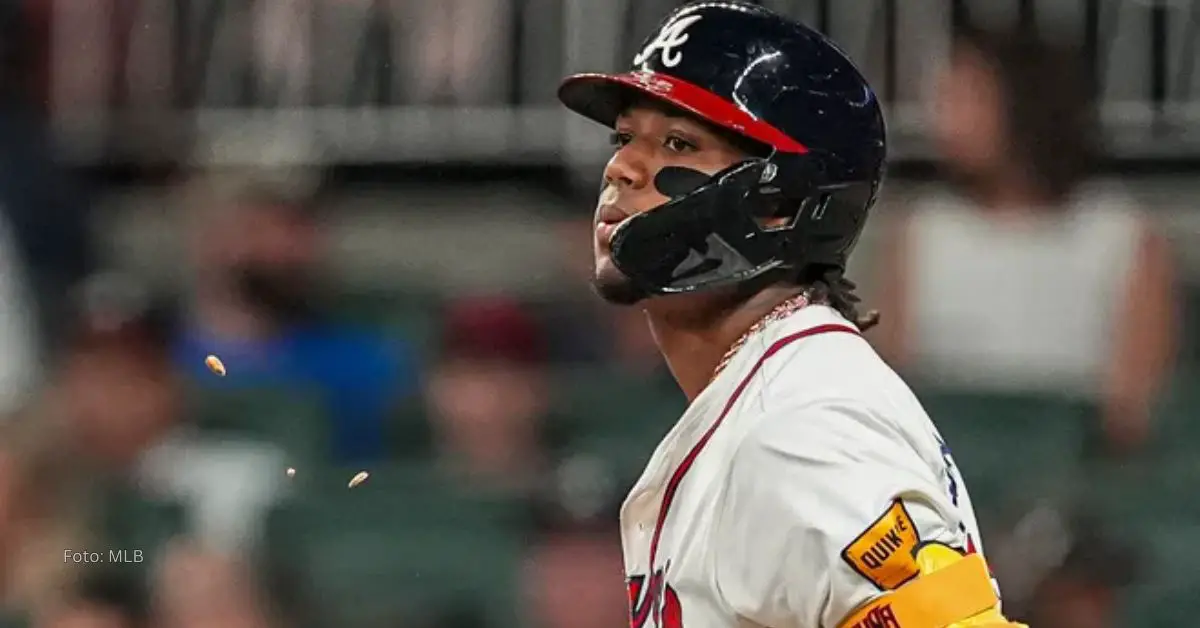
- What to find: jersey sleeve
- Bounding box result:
[712,399,972,628]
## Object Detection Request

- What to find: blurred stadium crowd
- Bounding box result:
[0,0,1197,627]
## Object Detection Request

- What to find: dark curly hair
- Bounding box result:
[738,262,879,332]
[797,265,880,332]
[947,23,1099,205]
[0,1,30,103]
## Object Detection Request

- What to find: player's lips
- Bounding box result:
[595,204,632,249]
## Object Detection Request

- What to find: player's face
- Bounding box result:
[592,103,747,305]
[931,44,1006,174]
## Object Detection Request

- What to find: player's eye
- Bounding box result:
[664,135,697,153]
[609,131,633,147]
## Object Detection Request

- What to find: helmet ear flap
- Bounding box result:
[752,195,822,231]
[744,152,829,225]
[762,152,831,198]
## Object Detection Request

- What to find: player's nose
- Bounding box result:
[603,144,652,191]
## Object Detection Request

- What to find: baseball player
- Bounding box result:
[556,2,1026,627]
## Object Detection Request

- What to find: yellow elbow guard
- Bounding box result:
[838,545,1027,628]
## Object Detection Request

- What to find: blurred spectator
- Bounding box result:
[45,273,284,555]
[52,274,180,475]
[400,0,512,105]
[424,296,559,491]
[1025,566,1129,628]
[0,213,39,417]
[172,170,419,464]
[151,541,275,628]
[988,503,1137,627]
[546,217,670,379]
[522,456,627,628]
[0,0,98,345]
[41,604,134,628]
[39,572,149,628]
[0,414,92,624]
[608,307,670,379]
[872,24,1178,453]
[8,0,51,114]
[0,0,97,409]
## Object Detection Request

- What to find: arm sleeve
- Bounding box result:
[713,400,972,628]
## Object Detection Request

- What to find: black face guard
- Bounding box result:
[608,153,830,295]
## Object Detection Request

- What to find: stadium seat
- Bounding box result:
[915,390,1093,513]
[552,367,685,478]
[552,366,684,449]
[1119,521,1200,626]
[1087,449,1200,524]
[332,288,443,357]
[565,425,669,482]
[1089,369,1200,521]
[387,398,578,463]
[263,461,526,628]
[1149,368,1200,453]
[186,386,331,467]
[386,398,437,458]
[1177,283,1200,367]
[93,484,187,587]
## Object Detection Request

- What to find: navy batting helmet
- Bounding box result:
[558,1,887,295]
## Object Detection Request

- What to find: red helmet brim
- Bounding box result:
[558,70,808,154]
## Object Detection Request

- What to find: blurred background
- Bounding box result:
[0,0,1196,626]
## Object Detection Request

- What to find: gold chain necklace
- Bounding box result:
[710,292,812,382]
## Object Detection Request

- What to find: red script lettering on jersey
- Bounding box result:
[627,568,682,628]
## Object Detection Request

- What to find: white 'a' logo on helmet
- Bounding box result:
[633,14,703,68]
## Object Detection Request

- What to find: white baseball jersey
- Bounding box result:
[621,304,993,628]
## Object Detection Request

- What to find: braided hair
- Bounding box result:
[798,265,880,332]
[739,263,880,332]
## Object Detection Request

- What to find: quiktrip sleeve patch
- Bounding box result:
[840,500,921,590]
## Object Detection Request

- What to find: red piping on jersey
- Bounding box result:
[647,323,861,570]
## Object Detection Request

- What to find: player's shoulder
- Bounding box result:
[753,306,917,415]
[729,306,939,466]
[732,394,925,472]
